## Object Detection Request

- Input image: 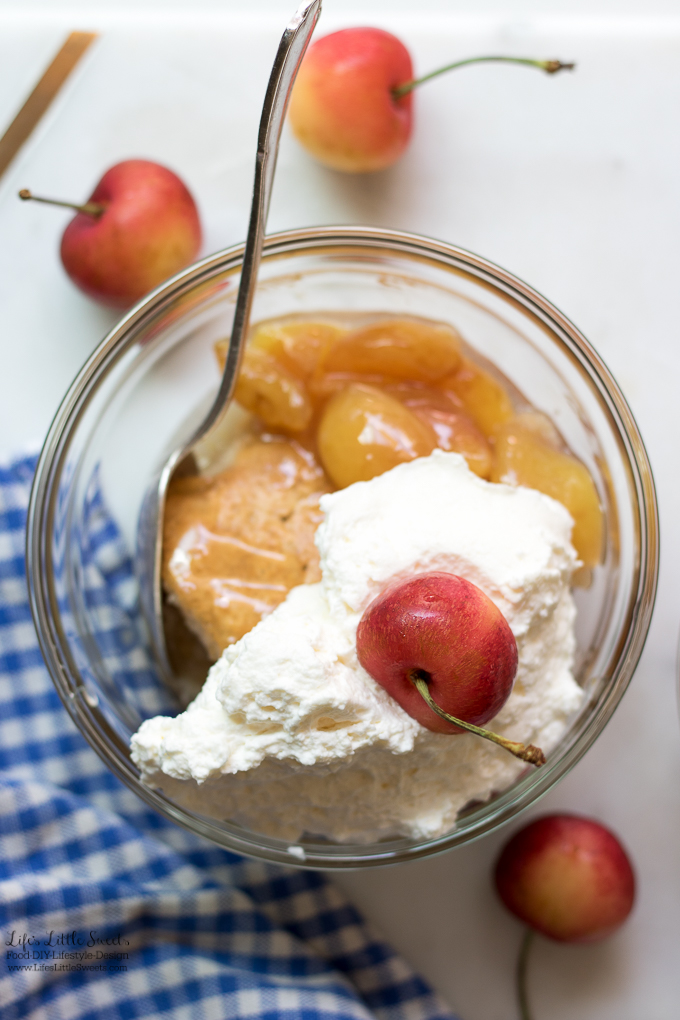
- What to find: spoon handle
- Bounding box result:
[196,0,322,444]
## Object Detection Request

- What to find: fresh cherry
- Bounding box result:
[289,27,574,173]
[495,814,636,1020]
[19,159,202,308]
[356,571,544,765]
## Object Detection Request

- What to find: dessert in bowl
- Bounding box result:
[27,227,658,867]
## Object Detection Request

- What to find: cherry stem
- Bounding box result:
[517,929,535,1020]
[18,188,105,219]
[393,56,575,99]
[410,673,546,766]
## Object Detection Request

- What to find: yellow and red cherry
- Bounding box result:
[356,571,544,764]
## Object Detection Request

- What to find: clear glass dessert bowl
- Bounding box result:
[27,227,658,868]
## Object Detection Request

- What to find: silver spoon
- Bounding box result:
[137,0,322,681]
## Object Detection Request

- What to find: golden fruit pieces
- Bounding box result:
[215,342,312,433]
[251,320,346,379]
[323,319,462,382]
[491,415,604,568]
[386,383,492,479]
[441,356,514,437]
[317,383,437,488]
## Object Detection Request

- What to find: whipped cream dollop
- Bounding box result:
[132,451,583,843]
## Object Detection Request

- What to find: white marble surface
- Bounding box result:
[1,2,679,1017]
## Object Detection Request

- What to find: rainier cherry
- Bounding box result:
[356,571,544,765]
[495,814,636,1019]
[289,27,574,173]
[19,159,202,308]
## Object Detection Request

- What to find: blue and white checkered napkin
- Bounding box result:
[0,455,460,1020]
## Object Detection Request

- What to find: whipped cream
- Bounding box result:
[132,451,583,843]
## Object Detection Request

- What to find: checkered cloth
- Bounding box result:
[0,455,459,1020]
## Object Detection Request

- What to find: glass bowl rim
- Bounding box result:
[26,225,659,869]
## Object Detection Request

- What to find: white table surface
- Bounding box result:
[1,2,679,1017]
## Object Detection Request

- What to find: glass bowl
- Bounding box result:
[26,227,658,868]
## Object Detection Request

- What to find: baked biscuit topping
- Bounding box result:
[163,435,330,659]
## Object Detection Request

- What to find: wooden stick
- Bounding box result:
[0,31,98,179]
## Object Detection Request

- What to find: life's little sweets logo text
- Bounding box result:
[4,930,129,975]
